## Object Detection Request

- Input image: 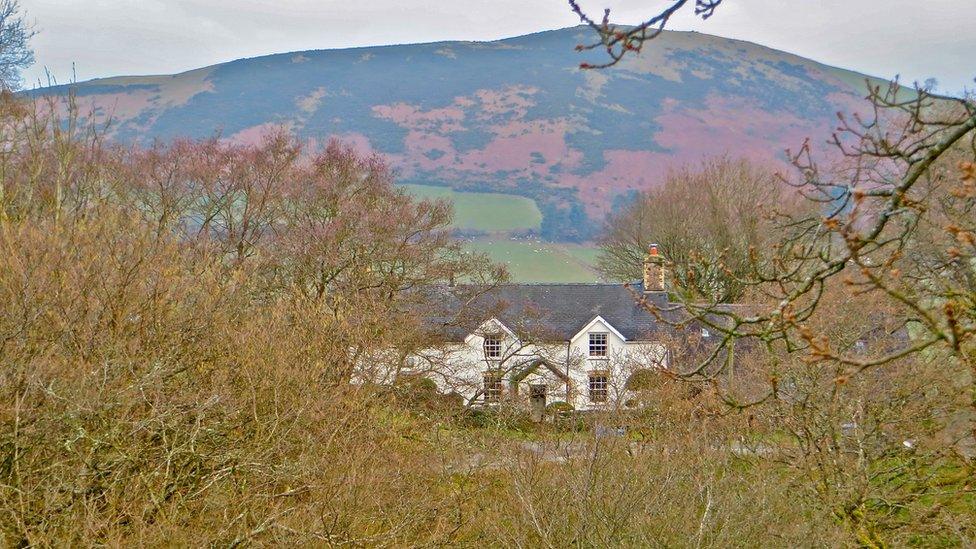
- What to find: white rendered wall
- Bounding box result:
[408,317,668,411]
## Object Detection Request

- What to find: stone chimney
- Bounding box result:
[642,244,665,293]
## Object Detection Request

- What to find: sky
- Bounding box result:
[20,0,976,95]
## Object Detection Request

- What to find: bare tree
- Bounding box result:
[0,0,33,90]
[571,0,976,405]
[597,157,802,303]
[659,86,976,376]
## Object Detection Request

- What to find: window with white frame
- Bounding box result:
[588,371,608,403]
[483,334,502,359]
[588,332,608,357]
[483,370,503,403]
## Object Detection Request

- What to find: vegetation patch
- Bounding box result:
[399,183,543,233]
[465,239,602,282]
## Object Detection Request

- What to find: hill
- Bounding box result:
[30,26,886,280]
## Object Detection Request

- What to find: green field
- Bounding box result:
[399,183,542,233]
[466,239,602,283]
[400,184,600,282]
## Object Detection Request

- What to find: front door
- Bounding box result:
[529,384,547,422]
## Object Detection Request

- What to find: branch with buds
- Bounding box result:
[635,82,976,398]
[569,0,722,68]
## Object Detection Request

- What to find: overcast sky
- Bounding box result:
[20,0,976,94]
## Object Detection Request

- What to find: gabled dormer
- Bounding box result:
[464,317,519,363]
[570,315,628,359]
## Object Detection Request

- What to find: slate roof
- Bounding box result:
[424,282,691,342]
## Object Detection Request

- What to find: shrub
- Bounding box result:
[546,400,574,415]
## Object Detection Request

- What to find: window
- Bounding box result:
[700,327,711,339]
[588,332,608,357]
[483,370,503,403]
[588,371,608,403]
[483,334,502,359]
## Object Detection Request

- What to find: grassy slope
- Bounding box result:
[399,183,542,233]
[466,239,601,283]
[400,183,600,282]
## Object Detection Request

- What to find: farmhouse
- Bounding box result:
[410,247,715,417]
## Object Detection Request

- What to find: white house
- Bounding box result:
[408,246,700,417]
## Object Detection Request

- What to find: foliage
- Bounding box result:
[0,0,33,90]
[538,198,594,242]
[546,401,575,414]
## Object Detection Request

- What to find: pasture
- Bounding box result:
[399,183,542,233]
[465,239,601,283]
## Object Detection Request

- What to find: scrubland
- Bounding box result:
[1,93,974,547]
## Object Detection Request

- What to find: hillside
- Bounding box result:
[30,26,887,280]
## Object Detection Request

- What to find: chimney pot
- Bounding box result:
[642,244,665,293]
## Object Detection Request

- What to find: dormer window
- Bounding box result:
[588,333,608,357]
[700,327,711,339]
[483,334,502,359]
